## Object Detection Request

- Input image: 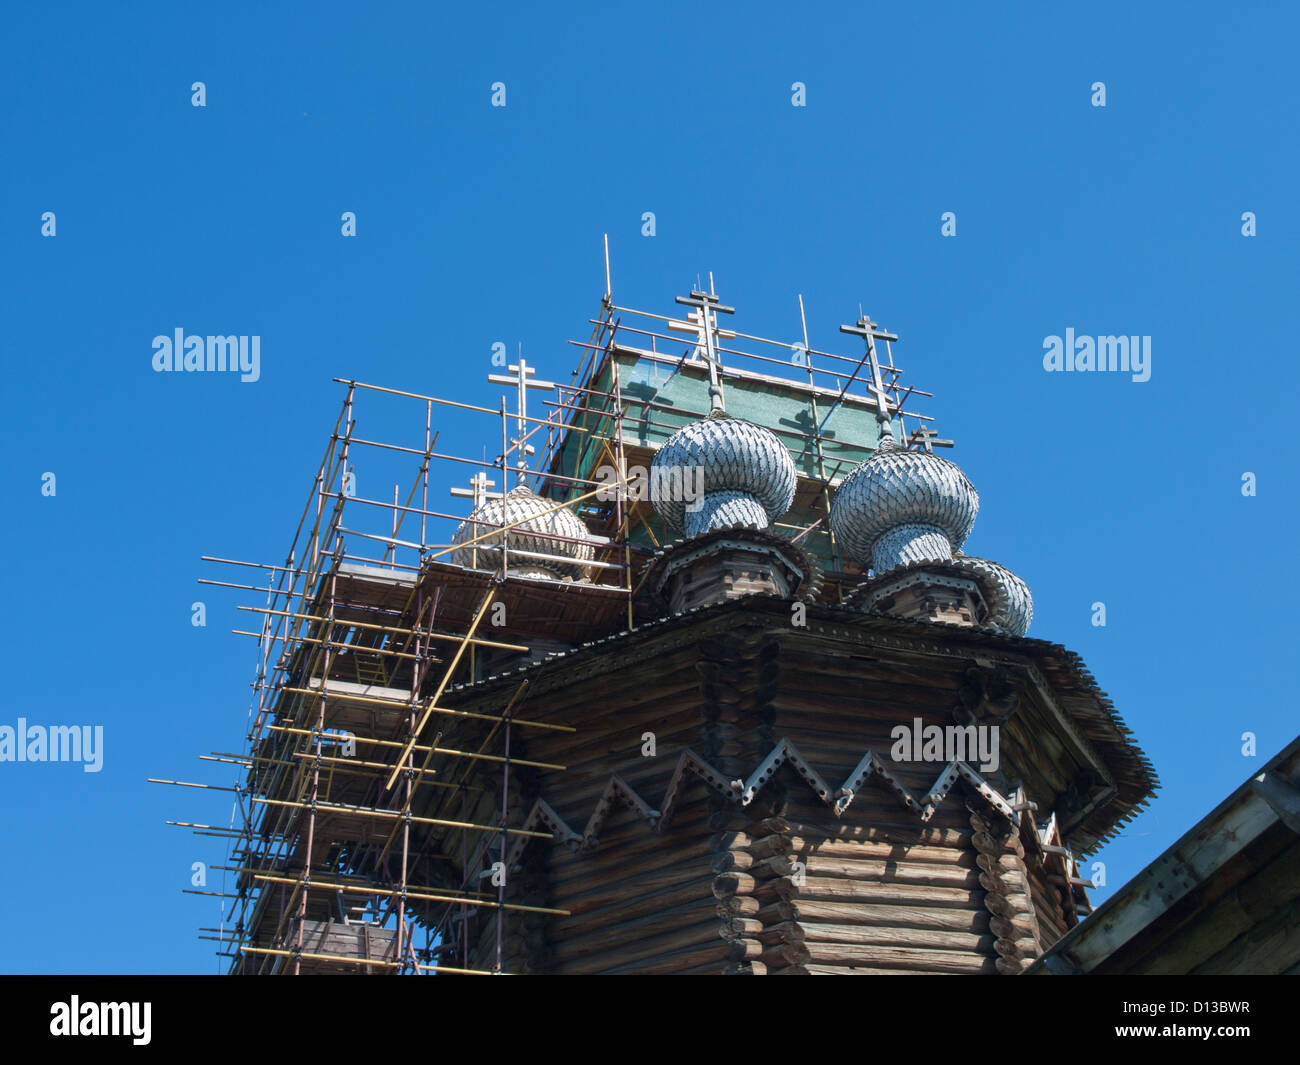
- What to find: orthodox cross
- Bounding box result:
[838,314,899,443]
[908,426,955,452]
[488,356,555,488]
[450,472,501,567]
[673,283,735,414]
[450,470,500,511]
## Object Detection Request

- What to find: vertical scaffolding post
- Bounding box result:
[495,698,513,974]
[293,542,341,974]
[500,397,510,575]
[612,355,633,629]
[798,293,843,573]
[422,400,431,547]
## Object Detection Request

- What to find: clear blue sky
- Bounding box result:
[1,2,1295,973]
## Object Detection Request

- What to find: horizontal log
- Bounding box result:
[758,941,811,968]
[979,869,1034,897]
[758,899,989,934]
[709,813,792,835]
[773,666,961,704]
[715,895,762,917]
[552,839,710,894]
[556,918,730,973]
[777,876,982,908]
[989,913,1039,940]
[521,671,703,731]
[981,891,1024,920]
[800,920,994,953]
[785,837,977,866]
[782,797,973,833]
[550,898,718,963]
[560,858,713,917]
[992,935,1039,960]
[553,876,713,933]
[756,920,805,946]
[670,959,731,975]
[746,833,793,860]
[718,917,764,942]
[803,942,999,974]
[706,829,789,856]
[776,818,973,850]
[772,684,957,717]
[752,853,981,889]
[548,812,711,872]
[710,850,755,874]
[975,851,1030,877]
[583,940,736,976]
[973,830,1025,860]
[713,872,758,899]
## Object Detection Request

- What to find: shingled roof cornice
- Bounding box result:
[444,594,1157,852]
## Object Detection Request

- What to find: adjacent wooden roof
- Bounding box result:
[1028,733,1300,975]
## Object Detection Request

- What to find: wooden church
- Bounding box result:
[210,282,1157,975]
[421,296,1157,975]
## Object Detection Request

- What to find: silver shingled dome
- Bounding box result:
[829,438,979,573]
[958,555,1033,636]
[451,485,593,580]
[651,413,797,537]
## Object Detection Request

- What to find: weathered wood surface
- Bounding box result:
[1132,837,1300,975]
[758,899,991,933]
[444,617,1102,976]
[550,899,718,964]
[802,943,999,973]
[557,921,753,974]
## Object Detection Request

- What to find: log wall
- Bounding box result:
[447,611,1091,974]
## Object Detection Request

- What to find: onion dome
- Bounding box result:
[451,485,593,580]
[651,413,797,538]
[955,555,1033,637]
[829,436,979,574]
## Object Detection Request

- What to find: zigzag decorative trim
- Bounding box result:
[506,797,580,866]
[504,740,1022,867]
[660,748,736,816]
[583,775,659,847]
[739,738,832,806]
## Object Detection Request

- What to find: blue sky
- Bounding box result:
[1,2,1295,973]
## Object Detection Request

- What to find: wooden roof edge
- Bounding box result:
[441,596,1156,817]
[1026,732,1300,975]
[1029,650,1161,840]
